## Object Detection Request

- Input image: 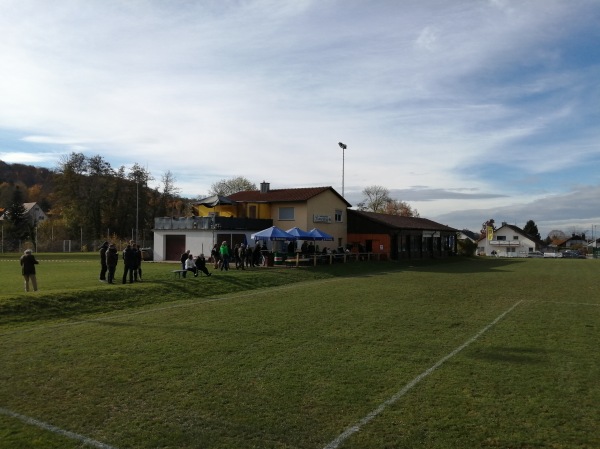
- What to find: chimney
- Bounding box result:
[260,181,270,194]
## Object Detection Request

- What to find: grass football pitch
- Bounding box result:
[0,254,599,448]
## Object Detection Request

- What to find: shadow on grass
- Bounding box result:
[469,346,550,364]
[0,267,330,326]
[0,258,523,327]
[86,319,356,345]
[397,257,526,274]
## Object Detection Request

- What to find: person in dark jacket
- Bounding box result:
[106,244,119,284]
[135,243,143,281]
[20,249,39,292]
[99,241,109,282]
[194,254,212,277]
[245,245,253,268]
[211,244,220,269]
[180,250,190,271]
[128,241,140,282]
[122,244,137,284]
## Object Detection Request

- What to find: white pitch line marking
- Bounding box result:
[323,300,523,449]
[0,407,117,449]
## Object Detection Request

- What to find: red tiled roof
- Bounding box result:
[349,210,458,232]
[229,186,351,206]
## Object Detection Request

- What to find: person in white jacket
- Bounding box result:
[185,254,198,277]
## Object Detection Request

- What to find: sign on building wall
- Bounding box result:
[487,226,494,241]
[313,214,332,223]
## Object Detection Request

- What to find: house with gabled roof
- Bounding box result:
[152,182,351,261]
[555,233,587,251]
[0,202,47,225]
[346,210,458,259]
[227,182,350,246]
[458,229,479,243]
[477,222,543,257]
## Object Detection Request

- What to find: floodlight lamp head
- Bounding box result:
[338,142,347,150]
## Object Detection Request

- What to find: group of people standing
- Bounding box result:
[210,241,265,270]
[209,241,233,271]
[18,238,275,293]
[100,240,143,284]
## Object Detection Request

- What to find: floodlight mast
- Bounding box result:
[338,142,347,197]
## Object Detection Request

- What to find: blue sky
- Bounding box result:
[1,0,599,238]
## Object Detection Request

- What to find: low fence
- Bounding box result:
[269,252,385,267]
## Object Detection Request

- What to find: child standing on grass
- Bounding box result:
[20,249,39,292]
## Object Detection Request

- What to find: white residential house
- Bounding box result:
[0,202,47,226]
[556,233,587,250]
[477,222,541,257]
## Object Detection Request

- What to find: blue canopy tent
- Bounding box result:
[251,226,297,265]
[308,228,334,241]
[285,227,313,240]
[285,227,313,257]
[251,226,296,252]
[251,226,296,241]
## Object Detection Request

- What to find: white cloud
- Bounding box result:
[0,0,598,234]
[0,151,57,164]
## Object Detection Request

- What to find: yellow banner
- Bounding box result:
[487,226,494,241]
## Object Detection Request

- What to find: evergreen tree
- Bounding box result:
[5,187,26,224]
[523,220,541,240]
[4,187,30,243]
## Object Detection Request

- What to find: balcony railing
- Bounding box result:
[153,217,273,231]
[488,240,521,246]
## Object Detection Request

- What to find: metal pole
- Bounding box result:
[136,181,139,243]
[338,142,347,197]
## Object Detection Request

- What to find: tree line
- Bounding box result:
[1,153,185,252]
[2,157,422,252]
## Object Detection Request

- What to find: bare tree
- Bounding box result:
[357,185,391,212]
[383,199,419,217]
[209,176,256,196]
[548,229,566,240]
[160,170,182,217]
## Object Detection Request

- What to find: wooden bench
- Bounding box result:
[171,270,187,278]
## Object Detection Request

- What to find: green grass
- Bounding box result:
[1,255,599,448]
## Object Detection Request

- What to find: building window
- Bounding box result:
[249,205,257,219]
[279,207,294,220]
[513,236,519,240]
[335,209,343,223]
[497,236,506,241]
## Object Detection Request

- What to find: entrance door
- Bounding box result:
[166,235,186,261]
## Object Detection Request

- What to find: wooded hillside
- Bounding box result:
[0,155,189,251]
